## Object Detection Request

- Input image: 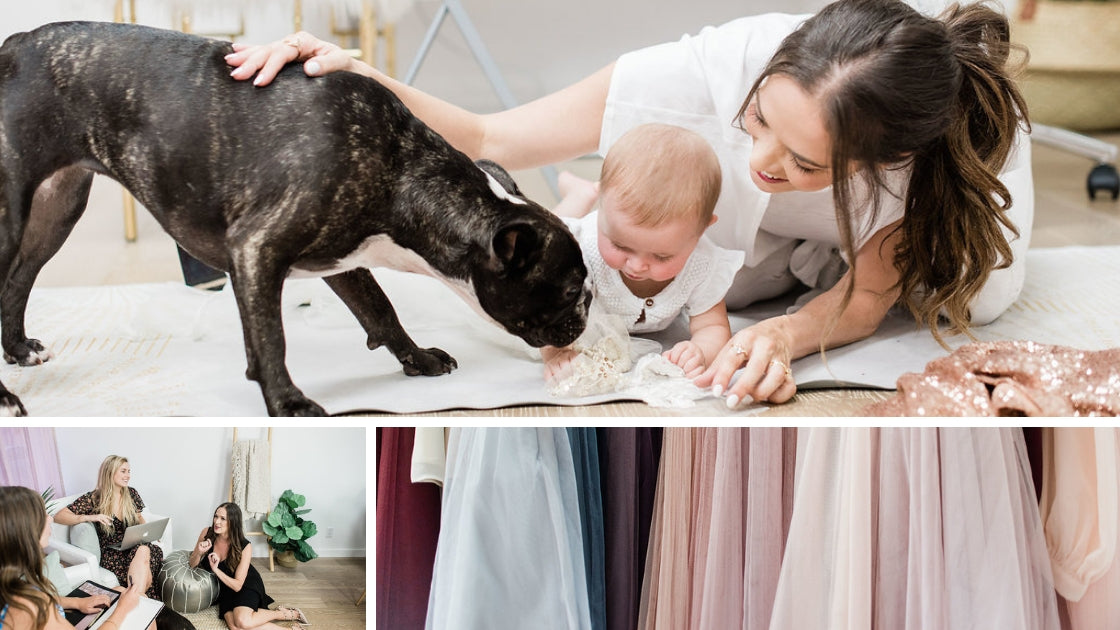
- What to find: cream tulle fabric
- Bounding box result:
[771,428,1060,630]
[1039,428,1120,629]
[425,428,592,630]
[638,428,797,630]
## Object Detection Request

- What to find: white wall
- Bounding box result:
[0,0,831,116]
[53,427,366,558]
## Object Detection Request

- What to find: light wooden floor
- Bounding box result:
[33,133,1120,417]
[252,557,366,630]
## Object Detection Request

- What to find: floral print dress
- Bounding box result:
[67,487,164,599]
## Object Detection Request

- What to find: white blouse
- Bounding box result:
[601,12,1035,321]
[565,213,744,334]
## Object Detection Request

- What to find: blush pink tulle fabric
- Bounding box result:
[638,428,797,630]
[637,428,1062,630]
[866,341,1120,416]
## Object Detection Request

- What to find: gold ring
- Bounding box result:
[770,359,792,377]
[283,36,301,50]
[731,344,746,356]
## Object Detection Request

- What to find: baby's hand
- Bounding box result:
[542,346,582,382]
[664,341,706,378]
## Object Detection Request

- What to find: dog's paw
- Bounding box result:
[3,339,54,366]
[400,347,458,377]
[0,392,28,417]
[268,394,328,417]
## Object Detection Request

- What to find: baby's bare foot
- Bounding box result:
[552,171,600,218]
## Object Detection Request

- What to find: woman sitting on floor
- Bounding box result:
[189,503,306,630]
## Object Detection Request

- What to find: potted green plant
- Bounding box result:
[40,486,61,513]
[262,489,319,567]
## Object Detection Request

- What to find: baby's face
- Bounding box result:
[596,193,703,283]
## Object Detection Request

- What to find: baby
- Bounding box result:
[543,123,744,379]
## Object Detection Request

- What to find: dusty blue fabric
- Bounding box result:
[567,428,606,630]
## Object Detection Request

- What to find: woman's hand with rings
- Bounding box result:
[694,326,797,408]
[225,31,350,87]
[195,538,212,554]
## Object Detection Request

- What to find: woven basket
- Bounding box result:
[1012,1,1120,131]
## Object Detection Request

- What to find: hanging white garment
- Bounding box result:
[425,428,592,630]
[411,427,448,486]
[1040,427,1120,629]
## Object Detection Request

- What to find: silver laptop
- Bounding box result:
[108,518,169,551]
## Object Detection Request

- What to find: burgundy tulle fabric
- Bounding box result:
[867,341,1120,416]
[376,428,442,630]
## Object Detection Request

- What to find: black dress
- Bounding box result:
[200,553,275,616]
[66,488,164,599]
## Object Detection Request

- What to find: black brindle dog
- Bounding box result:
[0,22,589,416]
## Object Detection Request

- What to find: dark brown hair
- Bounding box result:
[737,0,1029,345]
[0,486,60,630]
[205,502,250,571]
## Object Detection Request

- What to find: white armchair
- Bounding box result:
[47,493,174,588]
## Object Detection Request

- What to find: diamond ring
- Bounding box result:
[770,359,792,377]
[731,344,746,356]
[283,36,301,50]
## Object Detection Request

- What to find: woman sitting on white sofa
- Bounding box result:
[52,456,164,600]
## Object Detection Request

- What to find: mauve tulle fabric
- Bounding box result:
[597,428,662,630]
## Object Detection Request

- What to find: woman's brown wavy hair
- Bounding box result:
[736,0,1029,346]
[0,486,61,630]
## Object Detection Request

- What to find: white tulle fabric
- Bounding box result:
[425,428,592,630]
[771,428,1060,630]
[1039,428,1120,629]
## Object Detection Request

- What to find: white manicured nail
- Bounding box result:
[306,61,321,75]
[711,384,723,397]
[726,394,739,409]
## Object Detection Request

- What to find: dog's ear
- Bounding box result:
[476,159,523,196]
[490,221,540,274]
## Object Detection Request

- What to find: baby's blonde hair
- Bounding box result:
[599,123,722,235]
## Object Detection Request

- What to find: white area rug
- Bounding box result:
[5,246,1119,416]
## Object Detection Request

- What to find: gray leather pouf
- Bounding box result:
[159,550,219,614]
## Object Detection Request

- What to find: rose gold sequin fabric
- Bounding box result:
[866,341,1120,416]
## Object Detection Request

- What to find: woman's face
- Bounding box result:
[113,462,131,489]
[213,507,228,536]
[741,74,835,194]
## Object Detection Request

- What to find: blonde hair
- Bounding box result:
[0,486,61,630]
[599,123,722,234]
[94,455,140,535]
